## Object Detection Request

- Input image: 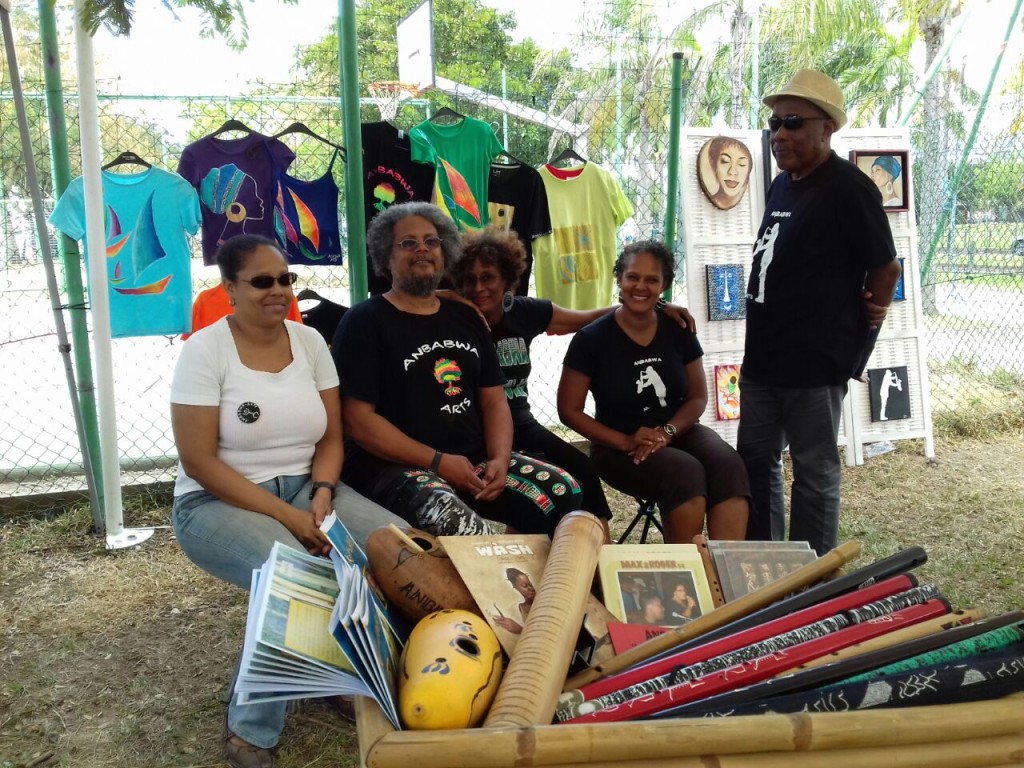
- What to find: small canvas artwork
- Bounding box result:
[868,366,911,422]
[894,258,906,301]
[714,364,741,420]
[706,264,746,321]
[850,150,910,212]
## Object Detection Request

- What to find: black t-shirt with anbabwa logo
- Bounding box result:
[333,297,505,458]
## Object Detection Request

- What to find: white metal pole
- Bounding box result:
[73,0,153,549]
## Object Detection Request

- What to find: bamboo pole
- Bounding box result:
[516,733,1024,768]
[564,540,862,690]
[356,696,395,768]
[484,511,606,728]
[363,695,1024,768]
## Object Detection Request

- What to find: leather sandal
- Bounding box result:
[223,718,276,768]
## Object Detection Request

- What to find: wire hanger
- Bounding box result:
[430,105,465,124]
[210,119,253,138]
[269,122,345,157]
[551,146,587,168]
[492,149,524,167]
[102,151,152,170]
[296,287,325,302]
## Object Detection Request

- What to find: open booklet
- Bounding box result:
[234,513,406,728]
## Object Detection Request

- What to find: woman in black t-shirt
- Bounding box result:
[558,241,750,544]
[449,227,696,535]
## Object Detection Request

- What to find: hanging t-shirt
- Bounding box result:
[299,297,348,346]
[533,162,634,310]
[182,283,303,340]
[177,131,295,264]
[409,116,503,231]
[488,162,552,295]
[273,149,342,266]
[49,167,200,338]
[361,121,436,294]
[333,296,504,458]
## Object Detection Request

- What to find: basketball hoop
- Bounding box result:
[368,81,419,121]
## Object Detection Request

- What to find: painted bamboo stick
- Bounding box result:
[563,540,862,691]
[774,607,986,675]
[361,695,1024,768]
[563,573,917,710]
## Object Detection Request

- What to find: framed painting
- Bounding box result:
[850,150,910,212]
[706,264,746,321]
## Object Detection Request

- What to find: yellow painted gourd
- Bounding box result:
[398,608,504,729]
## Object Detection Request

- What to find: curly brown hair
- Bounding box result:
[450,226,527,292]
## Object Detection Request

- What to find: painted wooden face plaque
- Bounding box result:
[698,136,753,210]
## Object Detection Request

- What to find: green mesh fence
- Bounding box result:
[2,2,1022,518]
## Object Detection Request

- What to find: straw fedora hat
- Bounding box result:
[762,69,847,129]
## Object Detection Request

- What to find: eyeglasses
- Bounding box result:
[239,272,299,289]
[394,236,443,251]
[767,115,829,132]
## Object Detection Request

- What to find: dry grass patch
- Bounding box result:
[2,429,1023,767]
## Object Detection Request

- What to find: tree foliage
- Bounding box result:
[75,0,296,49]
[292,0,574,164]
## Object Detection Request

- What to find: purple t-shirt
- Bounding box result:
[177,131,295,264]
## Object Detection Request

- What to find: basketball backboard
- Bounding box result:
[397,0,435,92]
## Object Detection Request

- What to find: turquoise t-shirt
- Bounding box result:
[409,116,503,231]
[49,167,201,338]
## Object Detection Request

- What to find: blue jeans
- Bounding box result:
[172,474,403,748]
[736,378,846,556]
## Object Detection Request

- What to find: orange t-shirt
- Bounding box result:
[182,283,303,339]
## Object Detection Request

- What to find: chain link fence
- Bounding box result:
[2,4,1023,518]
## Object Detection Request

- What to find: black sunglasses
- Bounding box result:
[240,272,299,289]
[767,115,829,132]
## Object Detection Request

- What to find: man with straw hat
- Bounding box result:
[738,69,902,556]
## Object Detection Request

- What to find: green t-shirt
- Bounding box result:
[410,116,503,231]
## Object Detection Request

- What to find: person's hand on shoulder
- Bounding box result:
[662,303,697,333]
[437,288,489,327]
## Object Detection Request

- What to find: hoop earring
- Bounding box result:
[502,290,514,313]
[229,295,236,307]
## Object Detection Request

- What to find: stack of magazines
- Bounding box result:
[234,513,406,727]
